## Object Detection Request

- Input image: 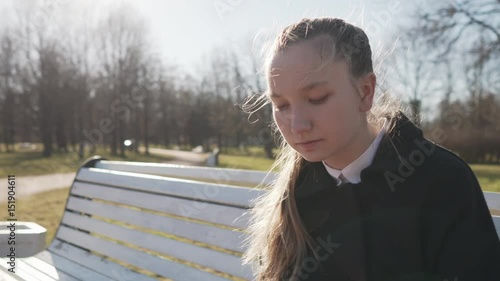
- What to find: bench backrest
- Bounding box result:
[50,159,267,281]
[50,159,500,281]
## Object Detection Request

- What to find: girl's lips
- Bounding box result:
[296,139,322,150]
[297,139,322,144]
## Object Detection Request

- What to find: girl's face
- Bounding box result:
[268,39,375,168]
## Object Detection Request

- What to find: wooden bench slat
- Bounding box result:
[35,250,114,281]
[47,240,158,281]
[77,168,263,209]
[485,192,500,210]
[0,266,25,281]
[95,160,276,186]
[56,226,233,281]
[0,258,73,281]
[17,260,57,281]
[67,197,249,253]
[17,257,81,281]
[71,181,250,228]
[0,262,47,281]
[61,212,253,280]
[0,269,44,281]
[17,258,58,281]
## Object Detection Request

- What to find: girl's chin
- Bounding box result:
[296,151,327,163]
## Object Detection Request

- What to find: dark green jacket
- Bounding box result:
[289,112,500,281]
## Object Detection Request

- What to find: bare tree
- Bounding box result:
[416,0,500,92]
[96,5,149,157]
[0,29,19,152]
[414,0,500,163]
[385,29,440,125]
[60,17,95,155]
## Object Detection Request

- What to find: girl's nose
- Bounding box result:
[290,113,312,135]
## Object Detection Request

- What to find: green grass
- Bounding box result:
[471,164,500,192]
[218,154,275,171]
[148,143,199,151]
[221,146,279,158]
[0,144,175,177]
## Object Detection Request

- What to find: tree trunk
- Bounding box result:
[40,89,53,157]
[144,96,149,155]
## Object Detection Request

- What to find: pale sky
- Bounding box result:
[132,0,412,74]
[0,0,417,74]
[134,0,408,71]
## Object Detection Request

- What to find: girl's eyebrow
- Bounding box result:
[299,80,329,92]
[270,81,330,99]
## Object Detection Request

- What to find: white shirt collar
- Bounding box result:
[322,118,388,185]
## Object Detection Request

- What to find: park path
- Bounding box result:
[0,148,208,203]
[143,147,209,165]
[0,172,76,203]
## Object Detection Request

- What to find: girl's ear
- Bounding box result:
[358,73,376,112]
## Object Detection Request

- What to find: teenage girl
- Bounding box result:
[242,17,500,281]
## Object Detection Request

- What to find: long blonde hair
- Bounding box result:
[241,18,401,280]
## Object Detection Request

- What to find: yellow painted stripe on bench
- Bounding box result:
[66,196,249,253]
[60,212,253,280]
[56,226,236,281]
[47,240,158,281]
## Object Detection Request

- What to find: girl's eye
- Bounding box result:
[309,95,328,104]
[274,104,289,111]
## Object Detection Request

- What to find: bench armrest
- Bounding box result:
[0,222,46,258]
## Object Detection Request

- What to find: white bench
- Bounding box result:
[1,157,499,281]
[0,157,272,281]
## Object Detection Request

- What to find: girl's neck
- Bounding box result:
[323,121,380,170]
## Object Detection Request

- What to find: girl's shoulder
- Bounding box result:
[421,138,478,183]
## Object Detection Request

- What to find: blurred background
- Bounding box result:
[0,1,498,276]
